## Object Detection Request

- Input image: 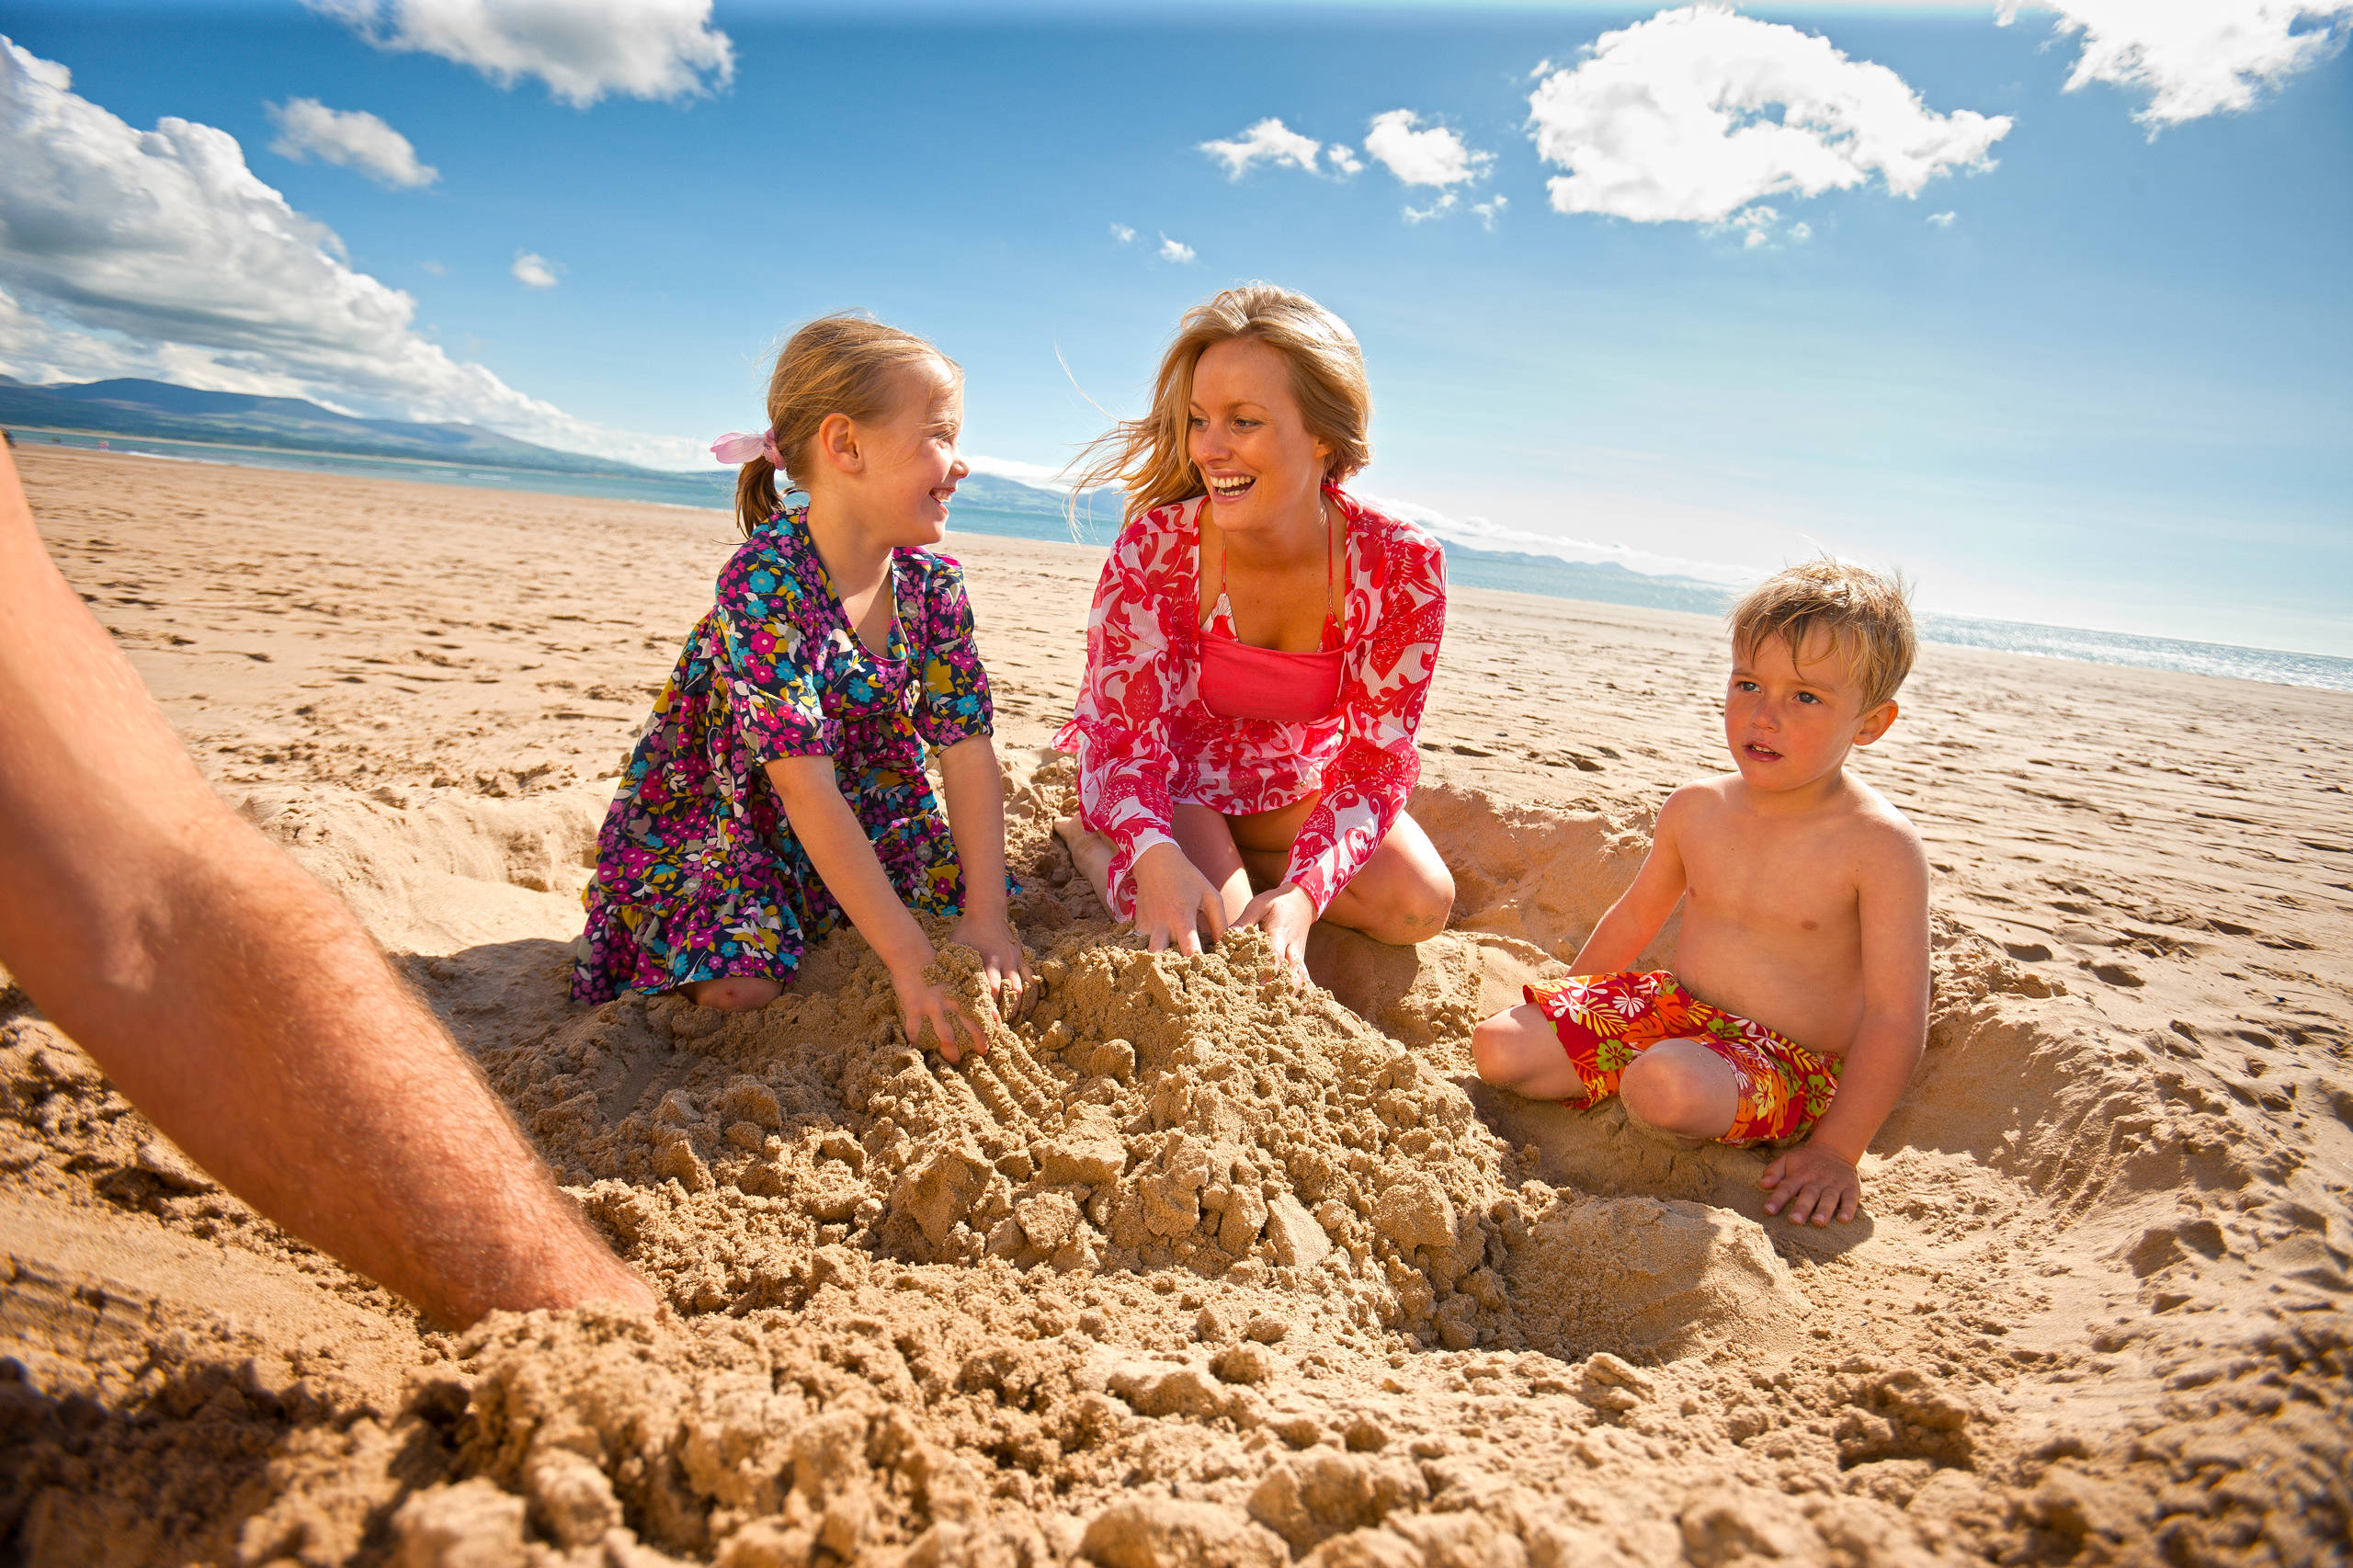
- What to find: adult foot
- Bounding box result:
[1053,815,1117,912]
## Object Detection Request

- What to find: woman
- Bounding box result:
[1053,285,1453,983]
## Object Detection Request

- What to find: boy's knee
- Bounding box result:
[1471,1013,1519,1085]
[1620,1054,1722,1137]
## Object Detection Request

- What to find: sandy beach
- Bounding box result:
[4,444,2348,1567]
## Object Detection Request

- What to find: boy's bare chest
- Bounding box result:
[1683,817,1859,936]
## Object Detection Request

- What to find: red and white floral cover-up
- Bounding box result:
[1051,485,1448,920]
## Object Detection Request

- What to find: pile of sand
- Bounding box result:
[5,451,2347,1567]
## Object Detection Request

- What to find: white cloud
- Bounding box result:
[267,97,437,187]
[1403,192,1458,225]
[420,257,447,273]
[1707,203,1813,247]
[1927,209,1957,226]
[1472,195,1508,230]
[306,0,733,108]
[2000,0,2353,130]
[1364,109,1495,187]
[1528,5,2012,224]
[511,250,560,288]
[1157,234,1197,264]
[1325,143,1364,176]
[1359,488,1764,585]
[1199,117,1326,178]
[1109,222,1136,244]
[0,39,699,468]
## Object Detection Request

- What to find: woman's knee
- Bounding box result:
[1356,857,1455,946]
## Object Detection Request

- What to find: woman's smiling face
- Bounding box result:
[1188,335,1332,536]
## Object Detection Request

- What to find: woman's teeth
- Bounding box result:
[1210,475,1254,497]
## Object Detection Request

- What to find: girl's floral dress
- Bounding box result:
[572,506,994,1003]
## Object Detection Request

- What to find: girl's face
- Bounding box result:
[835,359,969,547]
[1188,336,1332,537]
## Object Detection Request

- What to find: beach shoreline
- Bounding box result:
[5,446,2348,1566]
[14,433,2347,692]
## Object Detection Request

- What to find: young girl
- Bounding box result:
[1053,285,1455,985]
[574,313,1030,1062]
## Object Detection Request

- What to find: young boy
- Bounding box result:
[1472,560,1930,1226]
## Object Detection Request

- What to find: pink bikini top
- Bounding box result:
[1197,502,1347,725]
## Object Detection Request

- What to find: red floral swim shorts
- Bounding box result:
[1523,970,1839,1146]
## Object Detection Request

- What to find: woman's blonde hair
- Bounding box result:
[732,312,960,538]
[1068,284,1372,526]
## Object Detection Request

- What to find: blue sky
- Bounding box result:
[1,1,2347,653]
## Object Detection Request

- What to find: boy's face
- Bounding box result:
[1723,630,1897,794]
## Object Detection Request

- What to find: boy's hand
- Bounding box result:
[949,912,1036,1021]
[1759,1142,1861,1225]
[1236,883,1314,991]
[888,960,984,1065]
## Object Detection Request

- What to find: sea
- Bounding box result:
[18,426,2349,695]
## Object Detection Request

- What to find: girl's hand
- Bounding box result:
[888,959,985,1065]
[1129,841,1227,956]
[949,912,1036,1021]
[1237,882,1315,991]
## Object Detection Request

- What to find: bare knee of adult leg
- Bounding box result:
[688,976,781,1014]
[1620,1051,1731,1140]
[1353,860,1456,946]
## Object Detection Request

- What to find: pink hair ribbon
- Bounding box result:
[710,430,785,467]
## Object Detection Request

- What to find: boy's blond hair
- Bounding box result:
[1731,559,1916,711]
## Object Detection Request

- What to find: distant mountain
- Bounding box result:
[0,377,668,477]
[1438,544,1733,616]
[0,378,1082,518]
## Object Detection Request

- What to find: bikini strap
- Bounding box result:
[1323,498,1344,642]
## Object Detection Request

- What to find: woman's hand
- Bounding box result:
[1129,841,1227,956]
[1237,882,1315,990]
[887,958,985,1065]
[949,911,1036,1021]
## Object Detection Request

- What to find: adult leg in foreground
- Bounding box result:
[0,442,656,1329]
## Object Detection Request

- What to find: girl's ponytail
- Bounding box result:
[725,312,960,539]
[733,450,779,538]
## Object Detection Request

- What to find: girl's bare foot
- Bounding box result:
[683,975,781,1013]
[1053,815,1117,911]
